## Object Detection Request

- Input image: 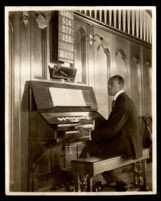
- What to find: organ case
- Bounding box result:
[28,81,105,191]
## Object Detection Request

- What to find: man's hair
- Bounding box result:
[110,75,124,87]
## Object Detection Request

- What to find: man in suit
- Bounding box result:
[80,75,142,159]
[79,75,142,189]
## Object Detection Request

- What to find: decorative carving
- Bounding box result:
[132,55,140,65]
[134,160,145,188]
[144,60,151,66]
[115,49,126,62]
[35,13,48,29]
[23,11,29,28]
[22,11,48,29]
[79,27,86,36]
[9,19,14,32]
[79,175,88,192]
[89,34,110,57]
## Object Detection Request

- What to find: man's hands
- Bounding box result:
[78,127,91,135]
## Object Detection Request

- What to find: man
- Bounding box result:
[80,75,142,160]
[79,75,143,189]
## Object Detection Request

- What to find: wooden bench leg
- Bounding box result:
[142,159,148,190]
[87,176,93,192]
[133,160,148,190]
[74,175,81,192]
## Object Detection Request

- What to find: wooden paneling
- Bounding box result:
[30,14,47,79]
[142,47,152,116]
[20,12,31,191]
[8,11,152,192]
[88,25,95,88]
[10,12,22,191]
[9,16,14,188]
[129,42,142,115]
[9,11,48,191]
[93,27,112,118]
[74,19,88,84]
[29,112,85,191]
[111,35,130,94]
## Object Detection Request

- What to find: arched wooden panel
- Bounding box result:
[30,13,47,79]
[93,27,112,118]
[74,19,88,84]
[110,35,129,95]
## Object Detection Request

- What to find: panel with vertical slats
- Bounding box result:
[76,9,152,44]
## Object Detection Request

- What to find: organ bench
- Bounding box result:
[71,148,150,192]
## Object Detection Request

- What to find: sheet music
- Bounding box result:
[49,87,86,107]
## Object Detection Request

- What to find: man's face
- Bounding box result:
[108,78,122,96]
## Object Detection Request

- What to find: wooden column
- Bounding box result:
[136,10,140,38]
[139,10,143,40]
[118,10,122,30]
[94,10,97,20]
[87,176,93,192]
[143,11,146,41]
[109,10,112,26]
[113,10,117,28]
[99,10,102,22]
[132,10,136,36]
[122,10,126,32]
[104,10,107,24]
[89,10,92,18]
[127,10,131,34]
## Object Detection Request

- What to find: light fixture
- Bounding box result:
[89,34,110,57]
[22,11,48,29]
[35,13,48,29]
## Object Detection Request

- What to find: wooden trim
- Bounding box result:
[9,17,14,187]
[74,12,151,49]
[140,46,144,115]
[42,29,47,79]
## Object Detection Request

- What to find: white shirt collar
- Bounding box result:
[113,90,124,101]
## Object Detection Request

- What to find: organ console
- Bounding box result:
[28,80,105,191]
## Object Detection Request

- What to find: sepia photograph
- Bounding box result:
[5,6,156,195]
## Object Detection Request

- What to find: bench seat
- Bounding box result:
[71,148,150,192]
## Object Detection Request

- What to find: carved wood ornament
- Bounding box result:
[115,49,127,63]
[132,55,140,65]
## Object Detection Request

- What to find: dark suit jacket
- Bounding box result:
[87,92,142,159]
